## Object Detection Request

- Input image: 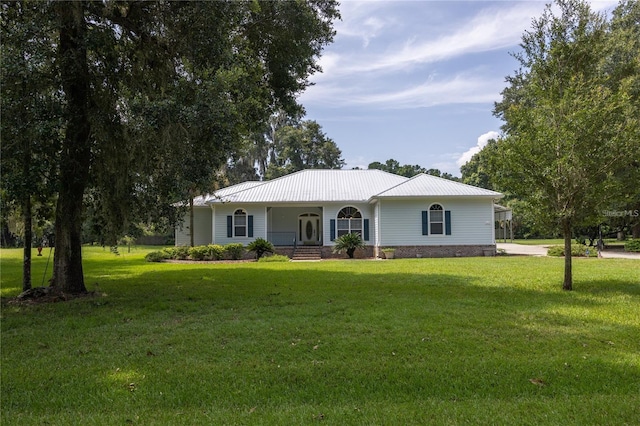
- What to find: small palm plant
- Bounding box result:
[247,238,275,259]
[332,233,365,259]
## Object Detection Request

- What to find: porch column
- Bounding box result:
[210,205,215,244]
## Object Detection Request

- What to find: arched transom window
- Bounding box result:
[337,206,362,237]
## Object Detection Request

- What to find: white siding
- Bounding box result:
[175,207,212,246]
[378,198,495,246]
[213,205,267,245]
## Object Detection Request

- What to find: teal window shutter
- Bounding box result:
[445,210,451,235]
[227,216,232,238]
[363,219,370,241]
[422,211,428,235]
[248,215,254,237]
[330,219,336,241]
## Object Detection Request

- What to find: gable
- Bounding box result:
[375,173,502,198]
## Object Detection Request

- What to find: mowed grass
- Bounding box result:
[1,247,639,425]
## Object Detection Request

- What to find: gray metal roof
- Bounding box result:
[191,195,208,207]
[204,181,264,203]
[376,173,503,198]
[209,169,408,203]
[203,170,502,204]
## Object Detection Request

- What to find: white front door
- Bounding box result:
[299,213,320,245]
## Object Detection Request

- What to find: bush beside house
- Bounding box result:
[146,243,250,262]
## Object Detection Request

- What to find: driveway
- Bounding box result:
[497,243,640,259]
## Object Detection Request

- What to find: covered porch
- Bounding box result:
[266,206,324,246]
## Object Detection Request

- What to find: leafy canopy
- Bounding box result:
[1,1,339,294]
[491,0,640,290]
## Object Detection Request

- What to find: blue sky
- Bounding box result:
[298,0,618,176]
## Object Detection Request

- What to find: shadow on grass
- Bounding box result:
[577,279,640,297]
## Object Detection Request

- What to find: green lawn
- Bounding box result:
[1,247,639,425]
[512,238,565,246]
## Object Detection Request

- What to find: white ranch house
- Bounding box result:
[175,169,504,258]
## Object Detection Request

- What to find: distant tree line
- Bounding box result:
[367,159,460,181]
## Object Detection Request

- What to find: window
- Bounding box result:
[234,209,247,237]
[337,206,362,237]
[429,204,444,235]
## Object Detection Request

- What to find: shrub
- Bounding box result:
[547,244,597,257]
[160,247,177,259]
[173,246,190,260]
[247,238,275,259]
[225,243,245,260]
[332,233,365,258]
[258,254,290,262]
[188,245,209,261]
[207,244,225,260]
[624,239,640,252]
[145,251,167,262]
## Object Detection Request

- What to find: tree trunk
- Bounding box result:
[562,220,573,291]
[51,2,90,294]
[22,194,32,292]
[633,222,640,239]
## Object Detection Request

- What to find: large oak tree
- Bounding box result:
[2,1,339,294]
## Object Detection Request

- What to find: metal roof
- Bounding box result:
[209,169,408,203]
[375,173,503,198]
[204,181,264,203]
[203,170,502,204]
[191,195,208,207]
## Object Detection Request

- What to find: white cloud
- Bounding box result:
[302,2,545,110]
[325,2,545,77]
[353,73,503,108]
[456,131,500,167]
[333,2,395,48]
[301,71,503,109]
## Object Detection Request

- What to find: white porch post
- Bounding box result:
[210,205,215,244]
[264,206,268,239]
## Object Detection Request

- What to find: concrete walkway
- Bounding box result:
[497,243,640,259]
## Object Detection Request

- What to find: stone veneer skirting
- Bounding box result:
[275,245,495,259]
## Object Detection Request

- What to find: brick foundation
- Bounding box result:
[274,245,495,259]
[377,245,496,258]
[274,247,296,258]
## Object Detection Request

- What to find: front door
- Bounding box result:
[299,213,320,245]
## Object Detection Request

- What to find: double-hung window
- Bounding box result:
[429,204,444,235]
[337,207,362,237]
[234,209,247,237]
[422,204,451,236]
